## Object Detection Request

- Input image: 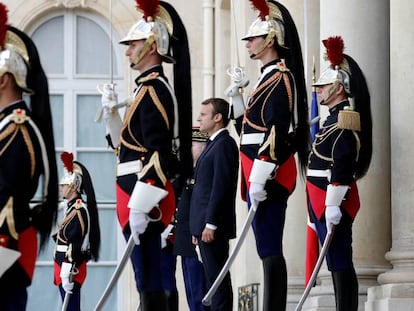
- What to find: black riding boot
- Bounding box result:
[165,290,178,311]
[262,255,287,311]
[332,267,358,311]
[140,291,168,311]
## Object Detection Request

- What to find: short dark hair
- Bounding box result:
[201,97,231,127]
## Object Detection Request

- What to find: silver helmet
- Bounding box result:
[0,30,33,94]
[119,1,174,65]
[60,152,83,193]
[242,1,286,57]
[313,36,352,95]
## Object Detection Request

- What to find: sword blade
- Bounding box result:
[61,292,71,311]
[94,235,135,311]
[295,225,335,311]
[202,201,258,306]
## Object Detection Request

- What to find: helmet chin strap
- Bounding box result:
[250,30,276,59]
[320,81,340,106]
[62,183,75,200]
[131,36,156,69]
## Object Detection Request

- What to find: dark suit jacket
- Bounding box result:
[189,129,239,239]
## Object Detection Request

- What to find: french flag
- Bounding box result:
[305,74,320,286]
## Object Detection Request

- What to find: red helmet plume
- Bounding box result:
[323,36,345,67]
[249,0,270,21]
[60,152,74,173]
[136,0,160,21]
[0,3,8,47]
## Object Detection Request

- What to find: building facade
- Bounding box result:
[5,0,414,310]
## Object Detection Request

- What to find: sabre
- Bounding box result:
[202,200,258,306]
[94,236,135,311]
[61,291,71,311]
[61,269,75,311]
[294,225,335,311]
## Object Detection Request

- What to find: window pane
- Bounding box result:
[77,94,107,147]
[50,94,64,148]
[76,16,114,75]
[31,16,64,74]
[77,152,116,202]
[96,207,118,261]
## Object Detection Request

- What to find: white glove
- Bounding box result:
[60,262,74,294]
[325,205,342,233]
[96,84,123,148]
[249,182,267,203]
[195,245,203,263]
[225,67,249,119]
[129,209,149,245]
[161,224,174,249]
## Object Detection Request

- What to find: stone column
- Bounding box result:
[365,1,414,310]
[302,0,391,310]
[284,1,322,309]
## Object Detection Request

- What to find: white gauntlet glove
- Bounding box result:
[249,182,267,203]
[60,262,74,293]
[248,159,276,205]
[325,205,342,233]
[225,67,249,119]
[325,184,349,233]
[161,224,174,249]
[96,84,123,148]
[129,209,150,245]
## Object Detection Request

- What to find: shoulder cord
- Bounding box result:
[0,114,50,201]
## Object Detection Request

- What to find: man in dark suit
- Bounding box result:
[190,98,239,311]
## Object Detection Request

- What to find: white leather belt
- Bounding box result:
[240,133,265,145]
[56,245,68,252]
[117,160,143,177]
[307,169,331,181]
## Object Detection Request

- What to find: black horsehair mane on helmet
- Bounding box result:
[74,161,101,261]
[160,1,193,180]
[344,54,372,179]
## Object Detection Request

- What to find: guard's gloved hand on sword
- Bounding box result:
[60,262,74,294]
[325,184,349,234]
[248,159,276,206]
[225,66,249,119]
[96,83,123,148]
[128,181,168,245]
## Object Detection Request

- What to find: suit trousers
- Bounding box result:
[199,237,233,311]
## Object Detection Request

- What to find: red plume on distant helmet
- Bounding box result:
[136,0,160,21]
[60,151,74,174]
[0,2,8,47]
[249,0,270,21]
[323,36,345,68]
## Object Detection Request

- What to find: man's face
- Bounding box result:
[197,103,217,136]
[125,39,147,71]
[245,36,265,59]
[191,141,206,165]
[316,83,340,107]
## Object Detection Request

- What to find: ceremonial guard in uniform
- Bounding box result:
[173,127,209,311]
[228,1,309,310]
[0,4,58,310]
[98,0,192,309]
[306,36,372,311]
[54,152,101,311]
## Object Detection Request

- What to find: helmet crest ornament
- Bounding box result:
[323,36,345,68]
[136,0,160,22]
[0,3,8,47]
